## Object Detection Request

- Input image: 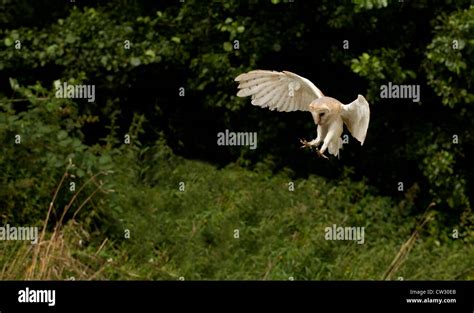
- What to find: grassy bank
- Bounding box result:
[1,140,472,280]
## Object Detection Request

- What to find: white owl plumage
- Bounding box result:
[235,70,370,158]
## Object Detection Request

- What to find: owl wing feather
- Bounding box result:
[341,95,370,145]
[235,70,324,112]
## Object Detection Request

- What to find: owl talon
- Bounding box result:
[315,149,329,159]
[299,138,312,149]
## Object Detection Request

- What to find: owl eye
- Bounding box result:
[320,112,325,117]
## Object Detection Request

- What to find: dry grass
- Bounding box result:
[1,163,113,280]
[383,203,436,280]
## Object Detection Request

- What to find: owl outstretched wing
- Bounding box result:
[341,95,370,145]
[235,70,324,112]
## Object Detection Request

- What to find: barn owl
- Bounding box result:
[235,70,370,158]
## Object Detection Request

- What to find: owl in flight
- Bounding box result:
[235,70,370,159]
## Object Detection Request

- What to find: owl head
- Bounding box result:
[309,101,332,125]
